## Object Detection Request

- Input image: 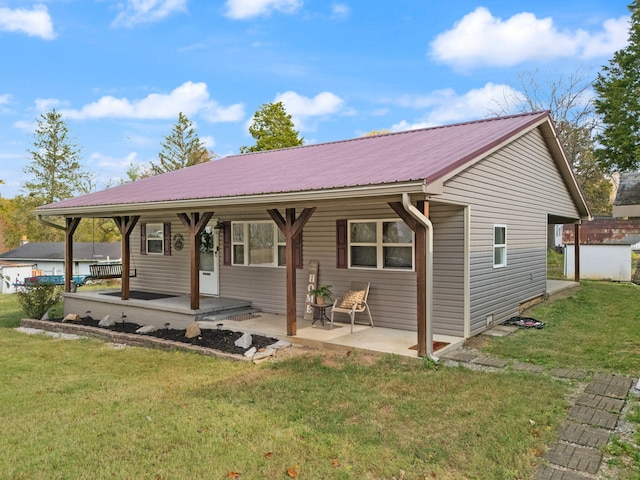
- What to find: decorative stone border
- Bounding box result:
[20,318,252,362]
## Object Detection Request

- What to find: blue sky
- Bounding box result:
[0,0,632,198]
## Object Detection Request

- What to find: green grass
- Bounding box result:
[546,248,565,280]
[3,279,640,479]
[481,281,640,374]
[0,297,567,480]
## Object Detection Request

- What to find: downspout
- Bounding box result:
[402,193,438,362]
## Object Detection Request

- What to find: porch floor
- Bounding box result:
[199,314,464,359]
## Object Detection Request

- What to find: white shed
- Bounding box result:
[564,244,632,282]
[0,262,36,294]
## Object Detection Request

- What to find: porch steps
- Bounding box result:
[200,307,261,322]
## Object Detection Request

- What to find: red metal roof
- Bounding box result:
[39,112,549,211]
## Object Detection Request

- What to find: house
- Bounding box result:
[613,171,640,218]
[0,242,121,278]
[34,112,590,358]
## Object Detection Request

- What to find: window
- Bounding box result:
[146,223,164,254]
[349,219,414,270]
[232,222,286,267]
[493,225,507,268]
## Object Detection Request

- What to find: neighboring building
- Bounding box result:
[0,242,121,277]
[0,261,36,294]
[562,218,640,281]
[34,112,589,357]
[613,172,640,218]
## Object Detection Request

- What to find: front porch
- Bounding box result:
[62,289,464,358]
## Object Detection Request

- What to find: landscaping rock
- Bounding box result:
[266,339,291,350]
[98,315,114,327]
[185,322,201,339]
[136,325,157,334]
[62,313,79,323]
[243,346,257,357]
[253,348,275,361]
[40,311,49,321]
[234,332,252,349]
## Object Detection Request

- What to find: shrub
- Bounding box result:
[15,283,63,320]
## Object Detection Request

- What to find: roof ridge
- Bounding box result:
[232,111,550,157]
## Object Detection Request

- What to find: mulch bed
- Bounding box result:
[43,316,279,356]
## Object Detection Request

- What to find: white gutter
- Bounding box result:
[402,193,438,362]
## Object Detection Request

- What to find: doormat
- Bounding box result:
[409,341,449,352]
[101,291,177,301]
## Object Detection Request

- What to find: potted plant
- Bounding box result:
[310,285,333,305]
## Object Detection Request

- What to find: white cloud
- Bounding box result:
[390,83,523,128]
[390,120,434,132]
[89,151,140,170]
[112,0,187,27]
[34,98,65,112]
[59,82,245,122]
[0,4,55,40]
[201,135,215,149]
[581,16,630,58]
[331,3,350,20]
[0,94,11,114]
[225,0,302,20]
[274,90,345,131]
[430,7,630,69]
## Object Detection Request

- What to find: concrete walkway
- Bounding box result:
[440,326,638,479]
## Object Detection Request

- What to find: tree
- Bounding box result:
[492,69,613,215]
[24,109,88,204]
[149,112,212,175]
[593,0,640,172]
[239,102,303,153]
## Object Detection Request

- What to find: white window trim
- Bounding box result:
[231,221,285,268]
[146,223,164,255]
[493,224,507,268]
[348,219,415,271]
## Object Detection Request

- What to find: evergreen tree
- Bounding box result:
[150,112,211,175]
[593,0,640,172]
[239,102,303,153]
[24,109,87,204]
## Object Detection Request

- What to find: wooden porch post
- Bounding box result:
[268,207,316,336]
[178,212,214,310]
[388,201,427,357]
[113,216,140,301]
[574,223,581,282]
[64,217,82,293]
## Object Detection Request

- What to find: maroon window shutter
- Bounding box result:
[223,221,231,266]
[336,219,347,269]
[140,223,147,255]
[294,231,303,269]
[163,223,171,256]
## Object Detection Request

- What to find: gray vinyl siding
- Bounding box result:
[219,205,420,331]
[439,127,580,334]
[129,204,465,335]
[130,216,191,295]
[431,204,465,336]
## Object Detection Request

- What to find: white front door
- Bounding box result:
[199,222,219,296]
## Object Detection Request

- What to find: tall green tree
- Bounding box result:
[493,69,613,215]
[149,112,212,175]
[593,0,640,172]
[239,102,303,153]
[24,109,87,204]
